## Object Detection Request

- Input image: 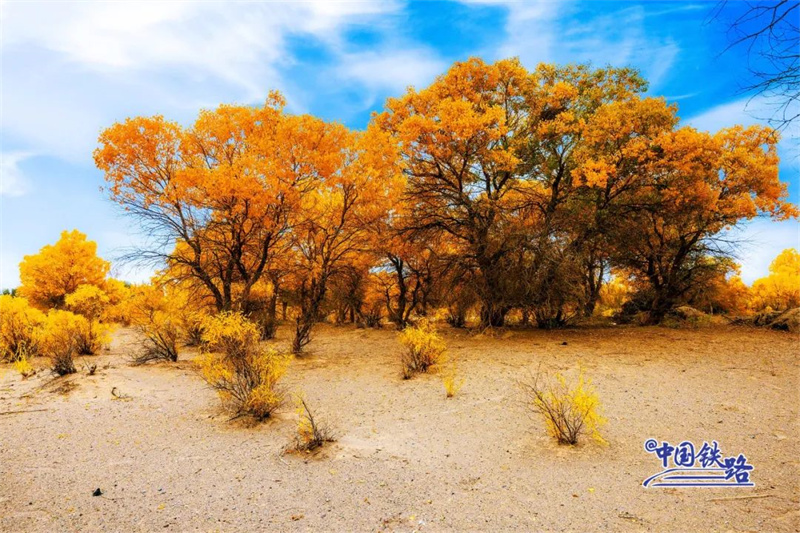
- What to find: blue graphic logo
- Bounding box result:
[643,439,754,487]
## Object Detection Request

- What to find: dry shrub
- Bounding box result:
[441,356,464,398]
[74,319,111,355]
[136,318,180,363]
[12,353,36,378]
[183,317,206,347]
[360,301,383,329]
[0,295,44,361]
[291,396,335,452]
[51,351,77,376]
[398,320,446,379]
[521,366,606,445]
[38,310,83,376]
[129,286,182,364]
[197,312,291,420]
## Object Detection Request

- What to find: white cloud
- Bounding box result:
[338,48,446,94]
[463,1,681,91]
[1,1,400,99]
[461,0,562,65]
[0,1,405,163]
[686,95,800,135]
[686,97,766,132]
[0,152,35,197]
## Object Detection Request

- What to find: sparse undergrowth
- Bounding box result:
[398,320,446,379]
[441,356,464,398]
[521,365,606,445]
[197,312,291,420]
[12,354,36,378]
[290,396,335,452]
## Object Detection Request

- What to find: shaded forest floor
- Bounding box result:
[1,323,798,532]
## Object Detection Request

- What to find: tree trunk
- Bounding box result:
[479,301,508,328]
[292,276,328,354]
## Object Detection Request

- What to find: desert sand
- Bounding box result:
[1,324,798,532]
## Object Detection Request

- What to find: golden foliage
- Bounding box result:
[291,395,335,452]
[12,355,35,378]
[65,284,110,319]
[441,356,464,398]
[38,309,85,375]
[398,320,446,379]
[63,284,113,354]
[100,278,133,324]
[522,366,606,445]
[0,295,45,361]
[18,230,110,310]
[750,248,800,312]
[596,271,636,317]
[197,312,291,419]
[127,284,183,363]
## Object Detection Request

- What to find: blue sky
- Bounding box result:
[1,0,798,289]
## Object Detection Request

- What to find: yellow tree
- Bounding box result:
[290,122,402,352]
[373,201,443,329]
[751,248,800,311]
[377,58,648,327]
[18,230,110,310]
[376,58,528,327]
[95,93,304,313]
[584,118,798,323]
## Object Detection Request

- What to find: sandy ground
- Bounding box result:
[1,323,798,532]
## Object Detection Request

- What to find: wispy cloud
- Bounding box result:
[463,1,682,90]
[686,95,800,135]
[0,151,35,197]
[337,48,446,97]
[2,1,401,99]
[0,1,406,162]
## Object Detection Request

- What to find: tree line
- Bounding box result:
[92,58,797,352]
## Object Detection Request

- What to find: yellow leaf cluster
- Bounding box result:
[0,295,45,361]
[750,248,800,312]
[18,230,110,310]
[197,312,291,419]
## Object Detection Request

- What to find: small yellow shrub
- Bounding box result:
[522,366,606,445]
[398,320,446,379]
[441,356,464,398]
[198,312,291,419]
[76,318,111,355]
[38,310,84,375]
[128,285,182,363]
[12,354,36,378]
[0,295,45,361]
[291,395,335,452]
